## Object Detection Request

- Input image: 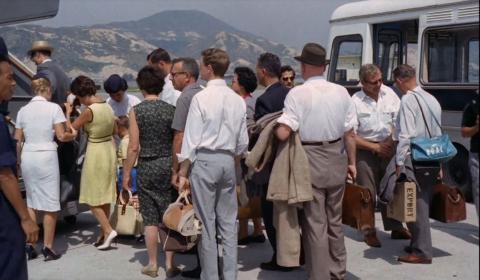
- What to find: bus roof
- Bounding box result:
[330,0,477,22]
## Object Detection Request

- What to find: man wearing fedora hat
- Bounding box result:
[275,42,357,280]
[28,40,70,105]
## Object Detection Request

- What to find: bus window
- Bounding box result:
[422,24,478,84]
[374,20,418,83]
[329,35,362,85]
[406,43,418,69]
[468,39,479,83]
[387,42,399,80]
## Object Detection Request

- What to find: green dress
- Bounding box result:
[134,100,175,226]
[79,102,117,206]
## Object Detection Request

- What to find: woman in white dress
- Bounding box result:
[14,78,77,261]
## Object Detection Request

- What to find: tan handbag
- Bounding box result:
[162,191,202,237]
[110,190,140,235]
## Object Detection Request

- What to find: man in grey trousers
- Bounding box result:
[177,48,249,280]
[394,64,442,264]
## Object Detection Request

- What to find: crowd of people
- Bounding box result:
[0,38,478,280]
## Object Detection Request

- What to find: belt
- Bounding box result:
[301,138,341,146]
[88,135,112,143]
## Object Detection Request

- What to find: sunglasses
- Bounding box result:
[171,71,187,78]
[282,77,294,81]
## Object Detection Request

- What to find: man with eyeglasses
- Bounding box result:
[280,65,296,89]
[351,64,411,248]
[170,57,203,279]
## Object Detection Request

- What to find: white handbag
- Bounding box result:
[110,190,141,236]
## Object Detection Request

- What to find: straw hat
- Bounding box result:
[27,40,54,56]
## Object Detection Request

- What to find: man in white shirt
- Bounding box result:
[352,64,410,248]
[275,43,356,280]
[147,48,181,106]
[104,74,141,117]
[394,64,442,264]
[177,48,248,280]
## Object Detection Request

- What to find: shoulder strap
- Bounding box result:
[411,92,432,138]
[412,91,442,131]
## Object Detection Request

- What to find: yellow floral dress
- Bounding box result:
[79,102,117,206]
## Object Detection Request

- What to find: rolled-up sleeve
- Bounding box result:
[177,96,203,163]
[396,98,416,166]
[344,96,356,132]
[277,92,300,131]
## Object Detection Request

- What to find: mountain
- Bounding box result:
[0,10,298,83]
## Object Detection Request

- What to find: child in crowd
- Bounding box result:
[116,116,143,242]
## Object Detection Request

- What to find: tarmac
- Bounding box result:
[28,204,479,280]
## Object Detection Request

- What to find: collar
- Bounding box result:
[165,74,172,81]
[242,93,252,100]
[305,76,325,83]
[358,86,386,102]
[183,82,201,92]
[41,59,52,65]
[206,79,227,87]
[31,96,48,102]
[264,81,280,92]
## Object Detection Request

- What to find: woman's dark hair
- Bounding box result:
[70,75,96,97]
[136,66,165,95]
[257,52,281,78]
[103,74,128,94]
[234,67,258,93]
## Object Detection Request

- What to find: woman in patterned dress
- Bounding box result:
[66,75,118,250]
[122,66,179,278]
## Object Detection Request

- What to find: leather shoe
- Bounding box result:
[391,229,412,240]
[398,254,432,264]
[364,232,382,248]
[260,260,297,272]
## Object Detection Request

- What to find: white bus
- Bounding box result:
[326,0,479,198]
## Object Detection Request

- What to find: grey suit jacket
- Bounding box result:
[37,60,70,105]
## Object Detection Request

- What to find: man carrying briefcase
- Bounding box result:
[351,64,411,248]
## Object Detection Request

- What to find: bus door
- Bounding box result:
[373,20,419,86]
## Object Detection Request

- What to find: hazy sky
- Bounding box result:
[32,0,356,49]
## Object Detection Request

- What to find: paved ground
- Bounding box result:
[28,204,479,280]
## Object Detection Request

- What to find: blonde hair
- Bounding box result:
[31,78,51,96]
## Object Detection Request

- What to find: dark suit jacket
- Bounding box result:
[254,82,290,121]
[37,60,70,105]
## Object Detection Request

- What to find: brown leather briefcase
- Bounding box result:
[342,182,375,231]
[430,182,466,223]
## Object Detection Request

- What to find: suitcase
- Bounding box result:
[342,182,375,231]
[430,182,466,223]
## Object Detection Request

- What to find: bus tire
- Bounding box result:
[442,143,472,202]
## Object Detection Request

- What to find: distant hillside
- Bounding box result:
[0,10,298,83]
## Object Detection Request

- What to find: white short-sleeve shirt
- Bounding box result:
[277,76,355,142]
[107,94,141,117]
[16,96,66,151]
[352,85,401,142]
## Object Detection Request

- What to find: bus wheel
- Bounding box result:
[443,143,472,202]
[64,215,77,225]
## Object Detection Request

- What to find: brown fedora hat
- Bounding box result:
[27,40,54,56]
[294,42,329,66]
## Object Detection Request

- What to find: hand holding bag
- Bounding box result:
[342,180,375,232]
[110,189,139,235]
[162,191,202,237]
[410,92,457,162]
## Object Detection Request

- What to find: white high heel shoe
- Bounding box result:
[97,230,117,250]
